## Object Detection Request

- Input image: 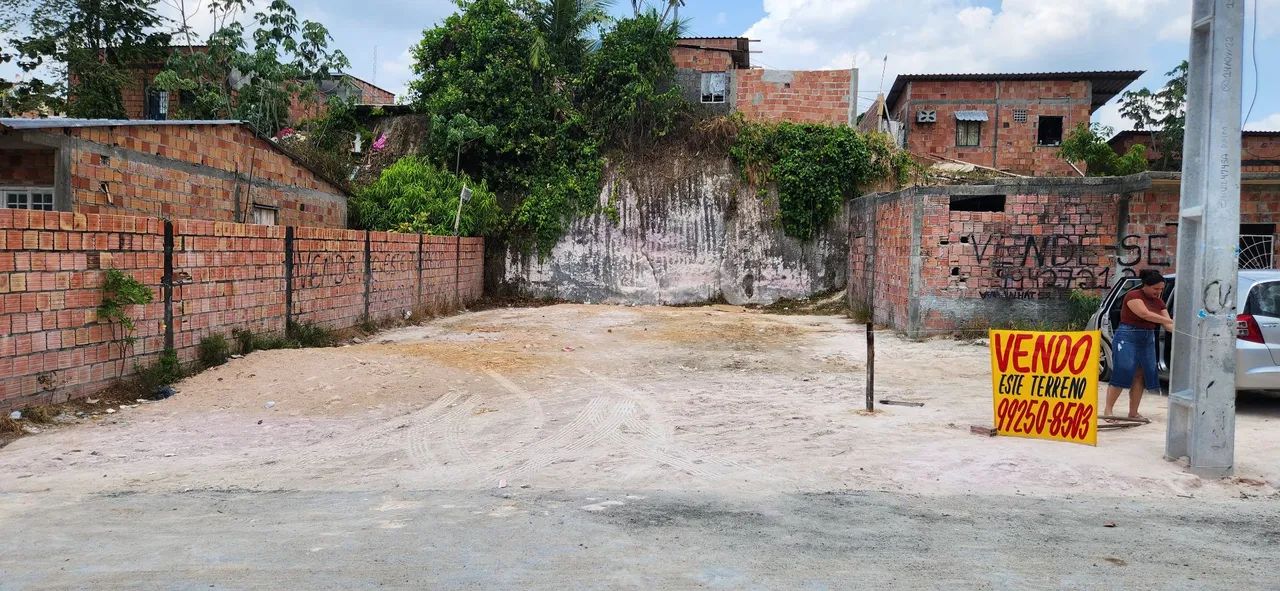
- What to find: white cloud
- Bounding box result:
[744,0,1188,113]
[747,0,1181,72]
[1245,112,1280,131]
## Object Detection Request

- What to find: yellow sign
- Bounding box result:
[989,329,1100,446]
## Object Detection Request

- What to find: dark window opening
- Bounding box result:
[144,87,168,121]
[950,194,1006,213]
[956,120,981,147]
[1037,116,1064,146]
[951,267,961,276]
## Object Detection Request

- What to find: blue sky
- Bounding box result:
[309,0,1278,132]
[6,1,1278,131]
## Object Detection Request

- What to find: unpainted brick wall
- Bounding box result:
[735,69,853,126]
[1111,133,1280,174]
[0,149,56,186]
[847,194,914,329]
[671,40,738,71]
[0,209,484,412]
[52,124,348,227]
[895,79,1091,176]
[1126,181,1280,275]
[0,209,167,411]
[848,177,1279,334]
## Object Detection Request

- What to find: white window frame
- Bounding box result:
[2,187,56,211]
[700,72,728,104]
[251,204,279,226]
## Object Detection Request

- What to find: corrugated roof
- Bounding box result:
[677,36,749,40]
[885,70,1145,114]
[954,110,989,122]
[0,118,244,129]
[1109,128,1280,144]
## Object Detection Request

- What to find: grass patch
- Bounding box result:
[134,348,185,395]
[757,289,849,316]
[198,334,232,368]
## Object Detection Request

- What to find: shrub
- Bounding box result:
[197,334,232,368]
[352,156,502,236]
[135,348,184,393]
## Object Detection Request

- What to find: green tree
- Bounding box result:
[730,122,901,240]
[530,0,612,74]
[153,0,349,134]
[408,0,604,254]
[1119,61,1187,171]
[628,0,685,24]
[353,156,502,236]
[1059,123,1147,177]
[579,10,686,149]
[0,0,171,117]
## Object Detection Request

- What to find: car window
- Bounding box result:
[1251,282,1280,317]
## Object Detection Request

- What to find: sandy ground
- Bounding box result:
[2,304,1278,589]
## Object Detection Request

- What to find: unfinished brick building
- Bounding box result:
[671,37,857,126]
[0,119,349,227]
[882,71,1144,176]
[848,172,1280,335]
[84,46,395,124]
[1109,130,1280,174]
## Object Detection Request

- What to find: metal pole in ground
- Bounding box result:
[866,321,875,412]
[453,186,471,309]
[1165,0,1244,477]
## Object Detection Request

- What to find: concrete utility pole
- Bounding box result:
[1165,0,1245,477]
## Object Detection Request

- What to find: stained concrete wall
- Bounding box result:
[501,157,847,305]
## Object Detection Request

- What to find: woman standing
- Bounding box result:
[1104,269,1174,421]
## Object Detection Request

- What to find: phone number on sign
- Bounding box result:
[996,398,1094,440]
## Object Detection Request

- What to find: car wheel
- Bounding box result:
[1099,338,1113,382]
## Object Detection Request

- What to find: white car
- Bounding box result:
[1087,270,1280,391]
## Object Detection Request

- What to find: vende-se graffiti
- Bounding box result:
[965,232,1172,299]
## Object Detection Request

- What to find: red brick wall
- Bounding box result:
[0,209,485,412]
[0,209,166,411]
[352,78,395,105]
[292,227,368,329]
[735,69,853,126]
[671,40,738,71]
[849,177,1280,334]
[1112,132,1280,174]
[848,194,915,329]
[47,124,348,227]
[1125,181,1280,275]
[0,149,56,186]
[170,219,288,359]
[896,79,1091,176]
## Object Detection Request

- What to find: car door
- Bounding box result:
[1159,278,1176,377]
[1247,281,1280,365]
[1103,277,1143,335]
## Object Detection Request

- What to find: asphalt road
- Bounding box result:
[2,488,1276,590]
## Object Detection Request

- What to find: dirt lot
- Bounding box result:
[2,304,1278,589]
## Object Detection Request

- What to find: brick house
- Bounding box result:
[0,118,349,227]
[881,71,1144,176]
[671,37,858,126]
[91,46,395,124]
[1109,129,1280,174]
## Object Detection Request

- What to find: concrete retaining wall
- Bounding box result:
[500,157,848,305]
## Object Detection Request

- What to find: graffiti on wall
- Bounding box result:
[297,251,359,289]
[370,251,417,293]
[962,232,1172,299]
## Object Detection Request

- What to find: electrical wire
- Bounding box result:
[1243,0,1259,126]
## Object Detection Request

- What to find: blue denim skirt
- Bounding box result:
[1109,324,1160,389]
